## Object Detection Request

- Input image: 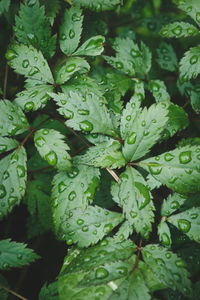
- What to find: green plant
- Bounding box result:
[1,0,200,299]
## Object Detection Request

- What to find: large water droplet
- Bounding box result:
[156,258,165,265]
[130,210,137,218]
[190,55,199,67]
[130,49,140,58]
[115,62,123,69]
[72,13,81,22]
[24,101,34,111]
[68,191,76,201]
[77,219,84,225]
[64,109,74,119]
[148,163,162,175]
[95,287,105,297]
[150,82,160,92]
[117,266,128,275]
[103,223,112,234]
[0,185,6,198]
[170,201,179,209]
[95,267,109,279]
[178,219,191,233]
[28,67,39,76]
[65,64,76,73]
[17,165,26,178]
[165,252,171,259]
[179,151,192,164]
[22,59,29,68]
[45,151,57,166]
[69,29,75,39]
[66,238,73,245]
[164,153,174,161]
[78,109,89,115]
[58,181,67,193]
[8,196,18,206]
[190,213,198,220]
[175,259,185,268]
[68,168,79,178]
[35,136,45,147]
[172,25,182,35]
[127,132,137,144]
[82,225,89,232]
[79,120,93,132]
[161,233,170,246]
[3,171,9,180]
[5,49,17,60]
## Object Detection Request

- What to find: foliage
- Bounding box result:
[1,0,200,299]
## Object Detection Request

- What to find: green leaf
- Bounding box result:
[54,205,123,247]
[0,147,27,220]
[39,281,59,300]
[40,0,60,25]
[122,102,168,162]
[120,80,144,140]
[174,0,200,27]
[6,44,54,84]
[0,137,19,154]
[14,0,56,58]
[0,0,10,15]
[0,239,39,270]
[59,6,83,56]
[160,22,199,38]
[104,38,152,77]
[14,84,54,112]
[161,103,189,141]
[158,221,172,247]
[142,244,191,296]
[77,140,126,169]
[190,83,200,114]
[139,145,200,194]
[0,274,9,300]
[0,100,29,136]
[34,128,71,171]
[156,42,178,72]
[148,80,170,102]
[73,35,105,56]
[52,162,100,212]
[71,0,121,11]
[179,45,200,81]
[114,221,134,242]
[54,57,90,84]
[49,91,117,137]
[168,207,200,243]
[161,193,187,217]
[109,270,151,300]
[111,167,155,238]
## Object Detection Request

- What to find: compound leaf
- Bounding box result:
[158,221,172,248]
[111,167,155,238]
[73,35,105,56]
[49,91,117,137]
[54,57,90,85]
[14,84,54,112]
[54,205,123,247]
[168,207,200,243]
[139,145,200,194]
[40,0,61,25]
[34,128,71,171]
[0,100,29,136]
[160,22,199,38]
[156,42,178,72]
[174,0,200,27]
[14,0,56,58]
[6,44,54,84]
[77,140,126,169]
[59,6,83,56]
[122,102,168,162]
[148,80,170,102]
[71,0,121,11]
[179,45,200,81]
[161,193,187,217]
[39,281,59,300]
[0,239,39,270]
[142,244,191,296]
[0,137,19,154]
[0,147,27,220]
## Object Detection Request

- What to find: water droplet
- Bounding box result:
[69,29,75,39]
[187,27,196,35]
[175,259,185,268]
[0,145,7,153]
[115,62,123,69]
[164,153,174,161]
[163,55,170,61]
[3,171,9,180]
[65,64,76,73]
[130,49,140,58]
[30,91,38,98]
[68,191,76,201]
[61,33,66,40]
[150,82,160,92]
[95,287,105,297]
[155,155,160,161]
[22,59,29,68]
[45,151,57,166]
[165,252,171,259]
[172,25,182,35]
[82,225,89,232]
[58,181,67,193]
[95,223,101,228]
[5,49,17,60]
[24,101,34,111]
[170,201,179,209]
[28,67,39,76]
[72,13,81,22]
[156,258,165,265]
[196,12,200,23]
[168,176,178,184]
[35,136,45,147]
[103,223,112,234]
[130,210,137,218]
[190,55,198,65]
[141,120,146,127]
[178,219,191,233]
[27,0,36,6]
[95,267,109,279]
[161,233,170,246]
[8,196,18,206]
[42,129,49,135]
[78,109,89,115]
[127,132,137,144]
[190,213,198,219]
[0,185,6,198]
[68,168,79,178]
[179,151,192,164]
[148,163,162,175]
[79,120,93,132]
[143,130,150,136]
[126,115,131,121]
[63,109,74,119]
[66,238,73,245]
[17,165,26,178]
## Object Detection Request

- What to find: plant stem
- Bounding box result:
[3,64,8,99]
[132,238,143,272]
[0,284,28,300]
